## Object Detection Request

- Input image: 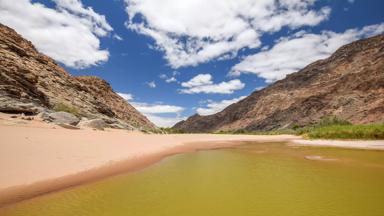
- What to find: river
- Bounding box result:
[1,142,384,216]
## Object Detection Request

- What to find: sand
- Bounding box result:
[0,113,383,206]
[0,113,297,206]
[292,139,384,150]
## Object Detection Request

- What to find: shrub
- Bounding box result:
[53,102,80,116]
[316,116,351,127]
[160,127,185,134]
[305,124,384,140]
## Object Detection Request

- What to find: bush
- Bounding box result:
[294,116,352,135]
[305,124,384,140]
[315,116,351,127]
[160,127,185,134]
[53,102,80,116]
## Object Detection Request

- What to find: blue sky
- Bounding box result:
[0,0,383,126]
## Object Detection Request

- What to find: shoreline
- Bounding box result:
[1,114,384,207]
[0,115,297,207]
[0,140,269,207]
[0,141,238,208]
[291,139,384,150]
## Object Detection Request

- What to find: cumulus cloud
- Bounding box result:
[124,0,330,68]
[146,81,156,88]
[0,0,112,68]
[255,86,265,91]
[117,92,133,101]
[230,23,384,83]
[143,114,186,128]
[165,77,177,83]
[179,74,245,94]
[131,102,184,114]
[181,74,213,88]
[159,72,179,83]
[197,96,246,116]
[125,0,330,68]
[119,94,186,127]
[113,34,123,41]
[131,102,185,127]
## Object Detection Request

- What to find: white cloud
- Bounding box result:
[117,92,133,101]
[255,86,265,91]
[146,81,156,88]
[181,74,213,88]
[124,0,330,68]
[131,102,184,114]
[119,95,186,127]
[230,23,384,83]
[159,74,167,79]
[159,73,178,83]
[172,71,180,76]
[180,74,245,94]
[165,77,177,83]
[144,114,186,128]
[113,34,123,41]
[196,96,246,116]
[131,102,185,127]
[348,0,355,3]
[0,0,112,68]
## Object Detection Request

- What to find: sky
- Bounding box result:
[0,0,383,127]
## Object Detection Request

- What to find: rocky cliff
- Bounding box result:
[174,35,384,133]
[0,23,156,130]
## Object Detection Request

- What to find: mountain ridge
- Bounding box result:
[173,34,384,133]
[0,23,156,130]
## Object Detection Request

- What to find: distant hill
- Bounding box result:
[0,23,156,131]
[174,35,384,133]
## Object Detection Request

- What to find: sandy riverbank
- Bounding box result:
[291,139,384,150]
[1,113,383,207]
[0,113,297,206]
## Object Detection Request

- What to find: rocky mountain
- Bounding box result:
[174,35,384,133]
[0,23,156,131]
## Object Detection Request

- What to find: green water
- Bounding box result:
[1,142,384,216]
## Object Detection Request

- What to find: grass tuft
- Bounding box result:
[53,102,80,116]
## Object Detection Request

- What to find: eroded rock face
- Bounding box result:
[0,24,156,131]
[174,35,384,133]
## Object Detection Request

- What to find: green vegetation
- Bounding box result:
[299,124,384,140]
[295,116,383,140]
[159,127,186,134]
[215,116,384,140]
[214,128,297,135]
[161,116,384,140]
[53,102,80,116]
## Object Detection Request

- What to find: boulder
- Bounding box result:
[48,111,80,126]
[36,111,51,121]
[77,119,107,130]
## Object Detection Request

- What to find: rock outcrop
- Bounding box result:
[77,119,108,130]
[174,35,384,133]
[0,23,156,131]
[48,111,80,126]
